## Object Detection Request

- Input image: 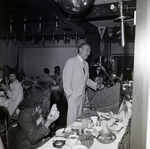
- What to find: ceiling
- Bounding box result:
[0,0,136,43]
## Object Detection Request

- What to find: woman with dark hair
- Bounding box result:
[1,68,23,115]
[3,65,10,87]
[12,82,60,149]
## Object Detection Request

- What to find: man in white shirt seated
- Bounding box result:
[38,68,55,85]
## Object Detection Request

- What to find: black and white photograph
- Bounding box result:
[0,0,149,149]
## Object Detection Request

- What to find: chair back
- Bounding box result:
[0,106,9,149]
[0,106,9,125]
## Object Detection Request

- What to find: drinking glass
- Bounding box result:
[90,116,98,127]
[81,119,88,130]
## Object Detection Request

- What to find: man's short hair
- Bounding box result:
[44,68,49,74]
[54,66,60,71]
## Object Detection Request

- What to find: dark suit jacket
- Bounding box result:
[0,78,5,91]
[13,108,50,149]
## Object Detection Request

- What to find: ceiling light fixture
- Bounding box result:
[24,16,26,33]
[10,16,13,33]
[110,4,117,12]
[58,0,94,14]
[38,16,42,32]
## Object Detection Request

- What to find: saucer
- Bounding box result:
[72,145,87,149]
[65,139,81,147]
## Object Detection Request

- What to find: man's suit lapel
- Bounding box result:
[75,56,86,78]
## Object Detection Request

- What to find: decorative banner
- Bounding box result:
[107,26,114,37]
[100,40,105,53]
[98,26,106,39]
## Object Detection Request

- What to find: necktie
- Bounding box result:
[82,61,85,74]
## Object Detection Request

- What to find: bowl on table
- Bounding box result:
[96,130,116,144]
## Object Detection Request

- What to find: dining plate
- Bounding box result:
[65,139,81,147]
[72,145,87,149]
[55,128,74,138]
[96,131,116,144]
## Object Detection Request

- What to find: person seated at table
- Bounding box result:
[94,75,105,90]
[3,65,10,87]
[86,75,105,104]
[38,68,55,85]
[12,82,60,149]
[54,66,62,87]
[121,64,133,81]
[1,68,23,116]
[0,69,5,91]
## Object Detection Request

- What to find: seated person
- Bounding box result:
[54,66,62,86]
[89,58,100,79]
[0,69,5,90]
[0,70,8,108]
[3,65,10,87]
[38,68,55,85]
[86,75,105,103]
[12,82,60,149]
[121,65,133,81]
[1,69,23,116]
[94,75,105,90]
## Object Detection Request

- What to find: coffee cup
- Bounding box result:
[69,135,78,148]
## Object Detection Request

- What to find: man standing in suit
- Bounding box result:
[63,43,97,125]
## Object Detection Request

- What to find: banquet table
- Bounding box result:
[37,108,132,149]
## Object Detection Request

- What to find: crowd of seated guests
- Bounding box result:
[0,59,127,148]
[0,65,66,149]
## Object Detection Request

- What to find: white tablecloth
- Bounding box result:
[37,110,132,149]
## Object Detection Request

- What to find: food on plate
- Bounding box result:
[55,128,75,138]
[107,118,123,133]
[98,134,115,140]
[64,129,74,138]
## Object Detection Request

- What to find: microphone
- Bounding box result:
[99,64,106,71]
[99,64,115,86]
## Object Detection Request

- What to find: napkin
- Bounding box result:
[118,100,132,116]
